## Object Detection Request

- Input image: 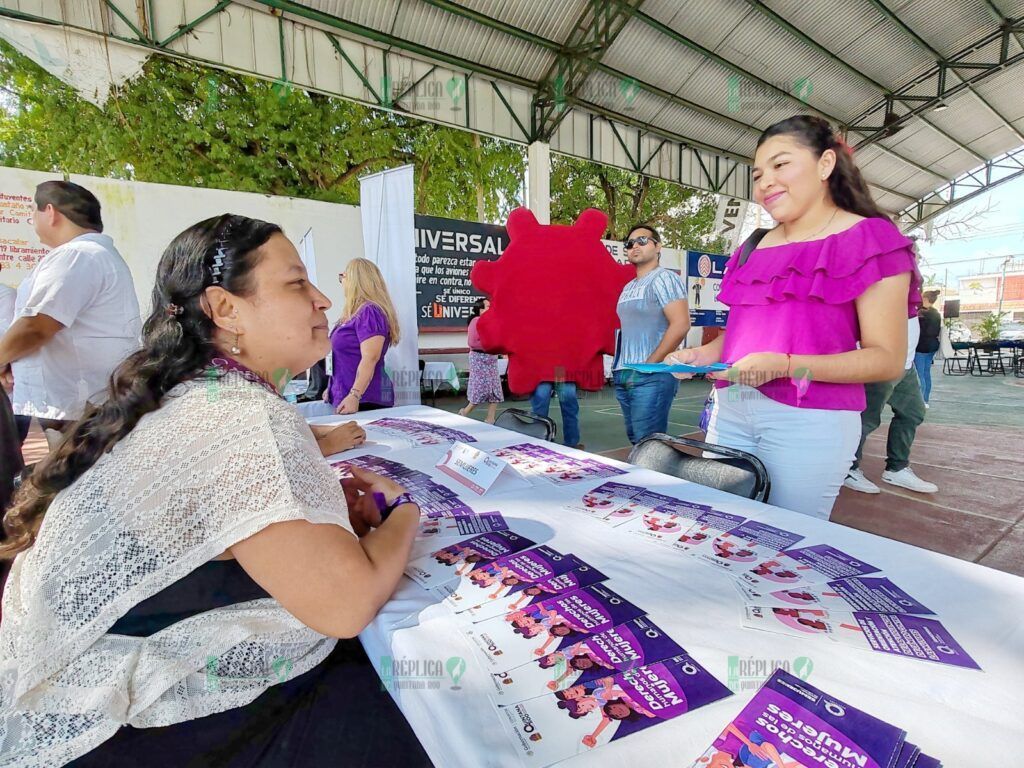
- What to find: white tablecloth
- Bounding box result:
[422,361,460,393]
[308,405,1024,768]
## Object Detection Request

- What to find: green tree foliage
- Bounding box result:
[0,43,525,221]
[549,155,728,252]
[0,40,726,251]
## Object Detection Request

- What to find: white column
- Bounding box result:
[527,140,551,224]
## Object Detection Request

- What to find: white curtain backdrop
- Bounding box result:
[359,165,421,406]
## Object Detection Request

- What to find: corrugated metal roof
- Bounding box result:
[15,0,1024,221]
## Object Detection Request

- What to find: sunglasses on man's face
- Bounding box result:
[624,235,657,249]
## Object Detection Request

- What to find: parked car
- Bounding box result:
[947,322,972,343]
[999,322,1024,341]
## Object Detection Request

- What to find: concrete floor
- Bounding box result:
[432,367,1024,578]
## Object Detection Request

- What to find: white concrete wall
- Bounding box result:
[0,166,364,322]
[0,166,699,363]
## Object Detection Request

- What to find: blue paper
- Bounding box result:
[624,362,729,374]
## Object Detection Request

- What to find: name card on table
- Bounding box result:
[436,442,525,495]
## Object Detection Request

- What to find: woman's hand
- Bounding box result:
[340,467,411,536]
[336,393,360,414]
[709,352,788,388]
[311,422,366,456]
[663,348,700,380]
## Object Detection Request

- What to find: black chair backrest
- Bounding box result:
[494,408,557,442]
[628,433,771,503]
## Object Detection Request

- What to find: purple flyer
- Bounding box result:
[564,481,645,519]
[500,653,731,767]
[736,576,934,615]
[849,612,980,670]
[742,607,981,670]
[463,564,609,623]
[691,520,806,573]
[434,546,582,610]
[670,510,749,553]
[894,742,921,768]
[600,489,680,527]
[739,544,882,589]
[416,511,507,542]
[489,616,686,702]
[404,530,536,588]
[464,583,646,668]
[690,669,905,768]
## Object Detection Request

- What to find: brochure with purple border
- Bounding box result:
[489,616,685,703]
[404,530,537,588]
[668,510,748,553]
[600,490,713,528]
[618,497,717,544]
[500,653,731,768]
[415,512,507,542]
[741,606,980,670]
[461,565,609,623]
[690,520,806,572]
[735,576,935,615]
[563,481,646,519]
[463,583,646,669]
[738,544,882,589]
[432,546,581,610]
[689,668,906,768]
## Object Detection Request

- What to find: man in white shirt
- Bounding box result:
[0,181,141,443]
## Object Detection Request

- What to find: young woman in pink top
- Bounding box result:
[667,115,920,519]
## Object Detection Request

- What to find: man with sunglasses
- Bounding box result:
[612,224,690,444]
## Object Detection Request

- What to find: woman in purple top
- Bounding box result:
[668,115,920,519]
[327,258,399,412]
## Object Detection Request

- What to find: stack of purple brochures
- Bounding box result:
[690,669,942,768]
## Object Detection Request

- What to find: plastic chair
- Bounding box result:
[627,433,771,503]
[494,408,557,442]
[939,328,969,376]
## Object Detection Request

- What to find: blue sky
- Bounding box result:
[915,174,1024,289]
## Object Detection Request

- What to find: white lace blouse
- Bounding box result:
[0,372,352,766]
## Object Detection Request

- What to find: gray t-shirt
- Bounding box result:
[614,267,686,370]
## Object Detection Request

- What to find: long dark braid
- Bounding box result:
[1,214,281,559]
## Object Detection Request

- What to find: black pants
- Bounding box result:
[69,639,433,768]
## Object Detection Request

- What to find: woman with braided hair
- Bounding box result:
[0,214,430,766]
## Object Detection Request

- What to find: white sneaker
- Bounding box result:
[882,467,938,493]
[924,403,930,409]
[844,468,880,494]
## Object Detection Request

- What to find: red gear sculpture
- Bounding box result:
[470,207,634,395]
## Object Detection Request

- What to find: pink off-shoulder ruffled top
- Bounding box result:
[716,217,921,411]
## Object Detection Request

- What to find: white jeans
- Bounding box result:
[705,385,860,520]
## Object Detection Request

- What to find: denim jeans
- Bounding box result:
[530,381,580,446]
[613,369,678,444]
[913,351,936,403]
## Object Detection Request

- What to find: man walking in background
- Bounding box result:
[844,316,938,495]
[0,180,141,444]
[914,290,942,408]
[612,223,690,444]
